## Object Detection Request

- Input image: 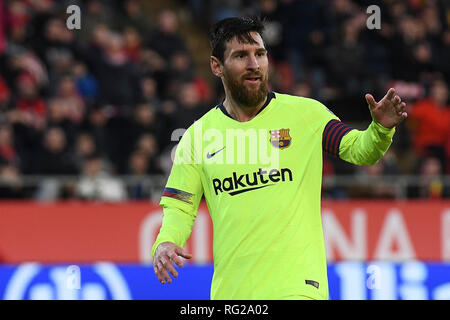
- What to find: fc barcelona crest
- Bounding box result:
[270,128,292,149]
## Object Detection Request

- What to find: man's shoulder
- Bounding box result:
[273,92,323,108]
[273,92,331,113]
[273,92,339,120]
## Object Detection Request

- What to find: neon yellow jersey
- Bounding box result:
[153,92,395,300]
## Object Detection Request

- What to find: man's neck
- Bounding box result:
[223,94,268,122]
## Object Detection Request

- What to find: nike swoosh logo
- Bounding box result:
[206,147,225,159]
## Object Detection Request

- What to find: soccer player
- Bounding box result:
[152,17,407,300]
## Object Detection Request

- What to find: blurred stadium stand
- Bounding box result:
[0,0,449,201]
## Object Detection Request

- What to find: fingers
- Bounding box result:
[167,252,182,268]
[397,102,408,119]
[389,91,407,118]
[367,88,399,107]
[168,251,184,268]
[385,87,395,100]
[154,260,172,284]
[162,256,179,279]
[365,93,377,109]
[154,255,178,284]
[175,247,193,260]
[154,245,192,285]
[153,262,167,284]
[367,88,407,127]
[396,101,406,113]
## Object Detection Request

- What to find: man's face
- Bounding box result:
[220,32,269,108]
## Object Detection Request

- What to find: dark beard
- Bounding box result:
[224,72,268,108]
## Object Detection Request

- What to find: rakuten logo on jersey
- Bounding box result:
[212,167,293,195]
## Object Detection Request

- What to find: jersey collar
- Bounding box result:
[216,91,276,120]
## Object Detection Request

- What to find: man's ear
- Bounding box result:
[210,56,223,78]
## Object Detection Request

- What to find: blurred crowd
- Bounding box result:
[0,0,213,200]
[0,0,449,200]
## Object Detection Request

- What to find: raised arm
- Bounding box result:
[323,88,407,165]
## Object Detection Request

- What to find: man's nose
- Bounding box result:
[247,55,259,70]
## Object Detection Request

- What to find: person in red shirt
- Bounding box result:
[408,78,450,172]
[13,72,46,128]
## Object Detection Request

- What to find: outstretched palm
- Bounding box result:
[366,88,407,129]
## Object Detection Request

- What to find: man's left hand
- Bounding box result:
[365,88,407,129]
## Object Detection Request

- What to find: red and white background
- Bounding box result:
[1,200,449,263]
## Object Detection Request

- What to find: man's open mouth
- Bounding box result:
[244,77,261,82]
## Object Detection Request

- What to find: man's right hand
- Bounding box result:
[153,241,192,284]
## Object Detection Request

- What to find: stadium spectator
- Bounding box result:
[76,153,127,202]
[327,16,366,95]
[33,127,78,200]
[131,103,166,150]
[80,104,110,159]
[56,75,85,123]
[0,0,6,54]
[147,9,188,62]
[36,127,77,175]
[135,133,163,174]
[0,78,12,128]
[126,150,153,200]
[90,30,141,107]
[139,75,162,109]
[14,72,47,131]
[439,30,450,83]
[166,51,195,89]
[35,17,76,93]
[5,49,48,90]
[0,124,19,172]
[170,81,209,132]
[4,0,30,47]
[72,61,99,102]
[122,26,142,64]
[73,132,98,172]
[408,78,450,172]
[77,0,115,46]
[46,98,78,151]
[259,0,284,63]
[416,157,449,198]
[0,162,28,199]
[117,0,154,37]
[138,48,167,90]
